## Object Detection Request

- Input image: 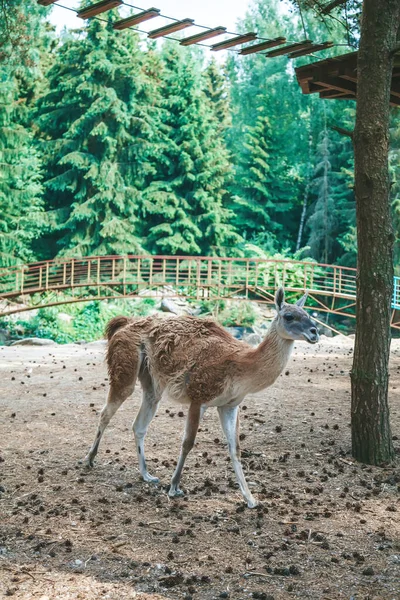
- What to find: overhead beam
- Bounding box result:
[240,37,286,56]
[37,0,57,5]
[180,27,227,46]
[289,41,334,59]
[313,75,357,95]
[113,8,160,30]
[148,18,194,39]
[77,0,122,19]
[266,40,313,58]
[211,32,257,52]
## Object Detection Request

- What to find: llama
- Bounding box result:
[83,288,319,507]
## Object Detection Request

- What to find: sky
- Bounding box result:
[48,1,253,41]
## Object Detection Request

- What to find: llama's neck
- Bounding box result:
[248,320,294,393]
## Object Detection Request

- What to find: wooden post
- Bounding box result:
[46,262,49,290]
[196,260,201,300]
[149,259,153,286]
[123,258,127,296]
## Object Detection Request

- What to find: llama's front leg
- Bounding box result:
[133,388,160,483]
[218,405,258,508]
[169,402,201,498]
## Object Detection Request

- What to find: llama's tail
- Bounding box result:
[105,316,131,341]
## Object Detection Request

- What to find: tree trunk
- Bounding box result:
[351,0,400,464]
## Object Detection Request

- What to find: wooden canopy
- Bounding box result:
[296,51,400,107]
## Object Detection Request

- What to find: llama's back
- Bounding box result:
[146,316,245,381]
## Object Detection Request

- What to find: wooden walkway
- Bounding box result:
[0,254,399,326]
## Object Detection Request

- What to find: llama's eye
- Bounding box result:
[284,313,294,322]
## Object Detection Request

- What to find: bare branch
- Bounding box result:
[321,0,349,14]
[331,125,354,139]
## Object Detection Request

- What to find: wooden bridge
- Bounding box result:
[1,254,400,327]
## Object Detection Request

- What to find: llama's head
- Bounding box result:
[274,287,319,344]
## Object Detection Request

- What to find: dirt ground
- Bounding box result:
[0,335,399,600]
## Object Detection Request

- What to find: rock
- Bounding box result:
[85,340,107,347]
[225,326,255,340]
[0,328,10,345]
[243,333,263,346]
[160,298,181,315]
[160,298,193,316]
[57,313,73,323]
[11,338,57,346]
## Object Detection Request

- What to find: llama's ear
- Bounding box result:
[275,287,285,312]
[296,291,308,308]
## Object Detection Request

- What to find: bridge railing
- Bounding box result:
[0,255,358,302]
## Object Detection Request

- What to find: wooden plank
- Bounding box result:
[319,89,354,98]
[37,0,57,5]
[289,41,333,59]
[240,37,286,55]
[113,8,160,30]
[266,40,312,58]
[78,0,122,19]
[148,19,194,39]
[211,32,257,51]
[180,27,226,46]
[313,75,357,95]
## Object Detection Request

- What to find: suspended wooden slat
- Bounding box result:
[211,32,257,52]
[113,8,160,30]
[180,27,227,46]
[77,0,122,19]
[148,18,194,39]
[37,0,57,5]
[266,40,313,57]
[289,41,334,59]
[240,37,286,56]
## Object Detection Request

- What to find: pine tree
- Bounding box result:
[142,44,239,256]
[203,59,231,134]
[307,129,335,263]
[0,68,43,266]
[36,16,162,257]
[232,101,296,250]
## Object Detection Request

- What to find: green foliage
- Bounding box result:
[141,44,239,255]
[36,16,163,257]
[218,302,258,328]
[0,298,156,343]
[0,67,43,266]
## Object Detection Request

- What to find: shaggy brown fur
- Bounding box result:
[84,289,319,508]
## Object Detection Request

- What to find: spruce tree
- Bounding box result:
[36,16,162,257]
[233,101,296,250]
[142,44,239,256]
[203,59,231,134]
[0,68,43,266]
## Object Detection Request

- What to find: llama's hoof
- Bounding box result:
[143,473,159,484]
[168,487,185,498]
[80,456,94,468]
[247,497,258,509]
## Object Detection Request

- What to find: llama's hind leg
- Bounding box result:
[218,405,257,508]
[83,382,134,467]
[132,386,160,483]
